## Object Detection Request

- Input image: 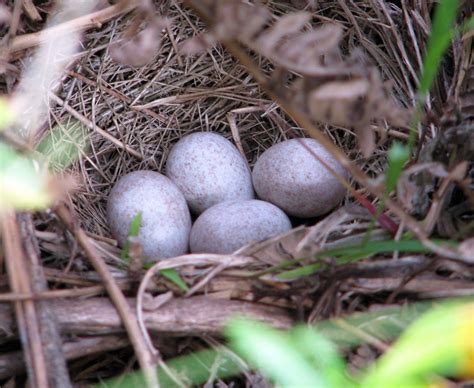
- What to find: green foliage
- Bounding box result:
[36,120,88,172]
[226,319,331,387]
[100,348,245,387]
[316,302,434,349]
[159,268,189,292]
[0,98,13,130]
[100,300,474,387]
[0,143,53,210]
[385,142,410,194]
[361,302,474,387]
[418,0,460,98]
[276,238,457,280]
[120,212,143,262]
[227,301,474,388]
[0,106,88,211]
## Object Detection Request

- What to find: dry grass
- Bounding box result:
[1,0,472,386]
[51,0,432,237]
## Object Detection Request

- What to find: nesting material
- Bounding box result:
[252,138,348,218]
[106,170,191,261]
[166,132,254,214]
[190,199,292,254]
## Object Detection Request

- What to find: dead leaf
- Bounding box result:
[109,18,167,67]
[179,33,216,56]
[214,0,269,41]
[307,78,370,127]
[279,25,343,65]
[256,11,311,53]
[355,125,376,158]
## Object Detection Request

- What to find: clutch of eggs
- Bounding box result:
[106,133,348,259]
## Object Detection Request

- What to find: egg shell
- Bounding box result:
[190,199,292,254]
[107,170,192,261]
[252,138,348,218]
[165,132,254,214]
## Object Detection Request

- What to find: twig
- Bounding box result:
[0,296,294,339]
[10,0,139,53]
[1,211,49,388]
[22,0,42,22]
[54,203,159,388]
[136,253,255,356]
[0,284,110,301]
[0,335,129,380]
[65,70,171,125]
[19,213,72,387]
[227,111,248,160]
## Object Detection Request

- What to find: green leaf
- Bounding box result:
[36,120,88,172]
[418,0,460,98]
[317,302,436,349]
[385,142,410,194]
[121,212,143,262]
[0,98,14,130]
[290,326,356,387]
[362,302,474,387]
[277,239,458,280]
[99,299,465,387]
[100,347,245,387]
[226,319,328,387]
[160,268,189,292]
[0,143,52,210]
[408,0,462,150]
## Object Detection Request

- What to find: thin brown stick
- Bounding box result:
[10,1,139,53]
[22,0,42,22]
[0,336,129,380]
[19,213,72,388]
[54,203,158,388]
[65,70,171,125]
[0,284,108,301]
[1,212,49,388]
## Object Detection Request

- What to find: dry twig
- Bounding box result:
[55,203,159,388]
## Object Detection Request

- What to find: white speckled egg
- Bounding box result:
[252,138,348,218]
[107,170,191,261]
[190,200,292,254]
[166,132,254,214]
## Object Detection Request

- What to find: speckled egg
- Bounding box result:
[252,138,348,218]
[190,200,292,254]
[165,132,254,214]
[106,170,192,261]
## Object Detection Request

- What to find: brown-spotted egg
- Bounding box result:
[107,170,191,261]
[190,199,291,254]
[166,132,254,214]
[252,138,348,218]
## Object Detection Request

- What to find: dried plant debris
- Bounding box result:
[183,0,411,156]
[109,0,170,67]
[1,0,473,384]
[411,49,473,226]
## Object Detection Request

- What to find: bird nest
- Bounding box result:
[1,0,472,385]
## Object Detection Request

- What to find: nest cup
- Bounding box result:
[54,2,379,258]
